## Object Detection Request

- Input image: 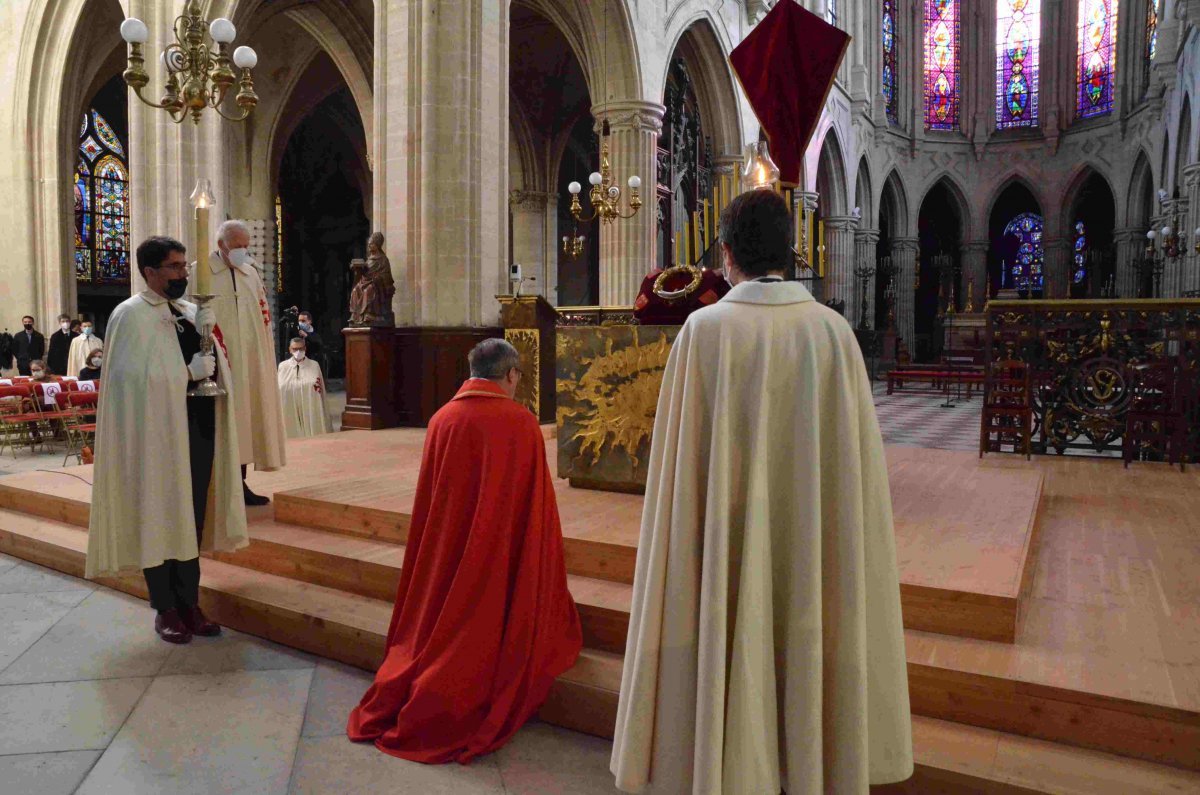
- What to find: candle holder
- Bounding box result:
[186,294,226,397]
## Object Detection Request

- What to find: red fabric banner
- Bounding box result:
[730,0,851,187]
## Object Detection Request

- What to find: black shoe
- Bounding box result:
[154,610,192,644]
[180,605,221,637]
[243,488,270,506]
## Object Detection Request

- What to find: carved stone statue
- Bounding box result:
[349,232,396,327]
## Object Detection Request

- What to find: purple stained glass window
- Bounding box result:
[883,0,899,125]
[1077,0,1118,119]
[925,0,961,131]
[1004,213,1044,289]
[1145,0,1158,65]
[996,0,1041,129]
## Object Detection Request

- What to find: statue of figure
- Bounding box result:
[349,232,396,327]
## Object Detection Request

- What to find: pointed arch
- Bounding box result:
[854,157,874,222]
[1175,93,1192,196]
[659,16,744,159]
[1060,164,1115,235]
[816,129,849,216]
[879,169,911,237]
[1128,149,1156,228]
[919,174,972,240]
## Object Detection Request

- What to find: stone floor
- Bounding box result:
[0,552,620,795]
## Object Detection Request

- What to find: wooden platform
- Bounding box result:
[2,431,1200,792]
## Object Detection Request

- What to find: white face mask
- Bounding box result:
[291,350,306,361]
[31,369,44,378]
[61,323,71,333]
[89,358,102,368]
[226,248,251,268]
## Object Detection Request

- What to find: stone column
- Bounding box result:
[1041,237,1068,298]
[822,216,858,313]
[592,101,665,307]
[892,237,919,355]
[508,190,555,303]
[853,228,880,328]
[960,241,988,311]
[1113,228,1143,298]
[1184,164,1200,295]
[376,0,508,326]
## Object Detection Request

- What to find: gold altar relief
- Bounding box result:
[504,329,540,417]
[557,325,680,492]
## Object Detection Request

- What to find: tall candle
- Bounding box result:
[692,212,701,264]
[703,199,711,246]
[194,205,211,294]
[713,181,721,229]
[674,232,681,267]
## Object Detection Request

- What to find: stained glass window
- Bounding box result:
[925,0,961,130]
[1076,0,1118,119]
[1073,221,1088,284]
[1145,0,1158,65]
[74,111,130,285]
[1003,212,1044,289]
[996,0,1041,129]
[827,0,838,26]
[883,0,899,125]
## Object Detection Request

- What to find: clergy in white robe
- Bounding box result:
[86,236,247,644]
[278,337,331,438]
[207,220,287,503]
[67,320,103,378]
[611,190,912,794]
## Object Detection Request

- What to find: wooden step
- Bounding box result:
[212,520,632,654]
[2,504,1200,782]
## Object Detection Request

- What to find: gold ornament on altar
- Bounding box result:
[652,265,704,302]
[566,121,642,225]
[966,278,975,313]
[119,1,259,125]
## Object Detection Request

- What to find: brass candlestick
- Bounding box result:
[186,294,226,397]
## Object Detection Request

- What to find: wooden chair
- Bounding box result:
[980,360,1033,459]
[60,391,100,466]
[1123,360,1187,471]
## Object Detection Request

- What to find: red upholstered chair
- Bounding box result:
[1123,360,1187,471]
[980,360,1033,459]
[61,391,99,466]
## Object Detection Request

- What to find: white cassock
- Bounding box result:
[85,290,248,578]
[611,280,913,795]
[277,356,331,438]
[67,334,103,377]
[205,251,287,470]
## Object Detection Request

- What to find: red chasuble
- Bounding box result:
[347,378,582,763]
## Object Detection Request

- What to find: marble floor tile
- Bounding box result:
[300,661,374,738]
[0,750,102,795]
[0,589,171,685]
[495,721,620,794]
[0,560,96,595]
[0,552,18,574]
[0,590,90,673]
[159,627,317,676]
[0,678,151,755]
[77,669,313,795]
[288,736,505,795]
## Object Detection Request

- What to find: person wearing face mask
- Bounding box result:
[28,359,52,382]
[68,317,104,377]
[86,235,247,644]
[205,220,287,506]
[276,337,330,438]
[13,315,46,376]
[295,310,325,372]
[79,350,103,381]
[46,314,79,376]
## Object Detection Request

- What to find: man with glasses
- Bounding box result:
[349,338,581,763]
[86,236,248,644]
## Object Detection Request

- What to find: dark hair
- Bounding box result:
[298,310,312,320]
[136,236,187,276]
[58,314,71,323]
[21,316,33,324]
[718,189,793,277]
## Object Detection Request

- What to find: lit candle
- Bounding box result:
[692,211,701,264]
[703,199,711,246]
[713,181,721,230]
[189,178,215,295]
[674,232,681,267]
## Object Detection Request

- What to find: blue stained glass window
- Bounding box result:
[883,0,899,125]
[1004,212,1044,290]
[996,0,1041,129]
[75,111,129,285]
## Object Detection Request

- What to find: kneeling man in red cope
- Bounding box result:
[348,338,581,763]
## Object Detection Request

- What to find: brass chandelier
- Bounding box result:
[119,1,259,125]
[567,121,643,225]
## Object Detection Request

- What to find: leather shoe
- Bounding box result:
[181,605,221,637]
[243,487,270,506]
[154,610,192,644]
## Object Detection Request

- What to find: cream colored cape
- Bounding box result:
[611,280,912,794]
[85,290,248,578]
[67,333,103,377]
[277,356,331,438]
[205,251,287,470]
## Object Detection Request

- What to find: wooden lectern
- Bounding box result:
[497,295,557,424]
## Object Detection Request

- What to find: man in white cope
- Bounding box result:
[277,336,331,438]
[207,220,287,505]
[85,236,248,644]
[67,317,103,378]
[611,190,913,794]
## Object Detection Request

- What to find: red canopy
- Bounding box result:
[730,0,850,187]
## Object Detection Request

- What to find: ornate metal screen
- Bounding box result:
[985,299,1200,456]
